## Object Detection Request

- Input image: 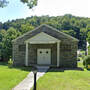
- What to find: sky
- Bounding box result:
[0,0,90,23]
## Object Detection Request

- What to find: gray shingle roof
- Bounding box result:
[12,24,79,43]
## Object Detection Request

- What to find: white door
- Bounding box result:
[37,49,51,65]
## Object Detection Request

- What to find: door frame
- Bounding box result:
[37,48,51,65]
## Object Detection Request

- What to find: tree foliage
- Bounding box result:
[87,32,90,43]
[83,55,90,69]
[20,24,34,34]
[0,0,9,7]
[0,27,20,60]
[0,0,37,8]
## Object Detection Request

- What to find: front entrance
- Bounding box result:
[37,49,51,65]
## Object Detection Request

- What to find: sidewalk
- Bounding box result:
[12,66,49,90]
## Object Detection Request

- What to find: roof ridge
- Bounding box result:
[12,24,44,42]
[44,24,79,41]
[12,24,79,43]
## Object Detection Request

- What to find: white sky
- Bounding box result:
[27,0,90,17]
[0,0,90,22]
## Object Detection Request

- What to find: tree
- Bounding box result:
[0,29,6,41]
[20,24,34,34]
[0,29,7,60]
[61,30,76,37]
[2,27,20,60]
[0,0,37,8]
[21,0,37,9]
[61,18,71,30]
[0,0,8,8]
[87,31,90,44]
[79,28,87,49]
[86,24,90,32]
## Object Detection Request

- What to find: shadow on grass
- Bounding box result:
[47,67,84,73]
[0,61,84,72]
[0,61,32,72]
[13,66,84,73]
[0,61,8,66]
[12,66,33,72]
[87,69,90,71]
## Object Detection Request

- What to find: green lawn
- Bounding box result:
[0,62,31,90]
[35,62,90,90]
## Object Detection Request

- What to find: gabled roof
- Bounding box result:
[43,24,79,42]
[25,32,60,44]
[12,24,79,44]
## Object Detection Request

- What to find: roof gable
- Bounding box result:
[25,32,60,44]
[12,24,79,44]
[43,24,78,42]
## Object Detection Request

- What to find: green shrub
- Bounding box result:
[8,58,13,68]
[83,60,85,66]
[77,57,80,61]
[83,55,90,68]
[88,46,90,55]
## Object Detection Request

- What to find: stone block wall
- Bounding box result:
[13,44,26,66]
[60,42,78,68]
[13,41,78,68]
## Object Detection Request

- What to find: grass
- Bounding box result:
[0,62,31,90]
[35,62,90,90]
